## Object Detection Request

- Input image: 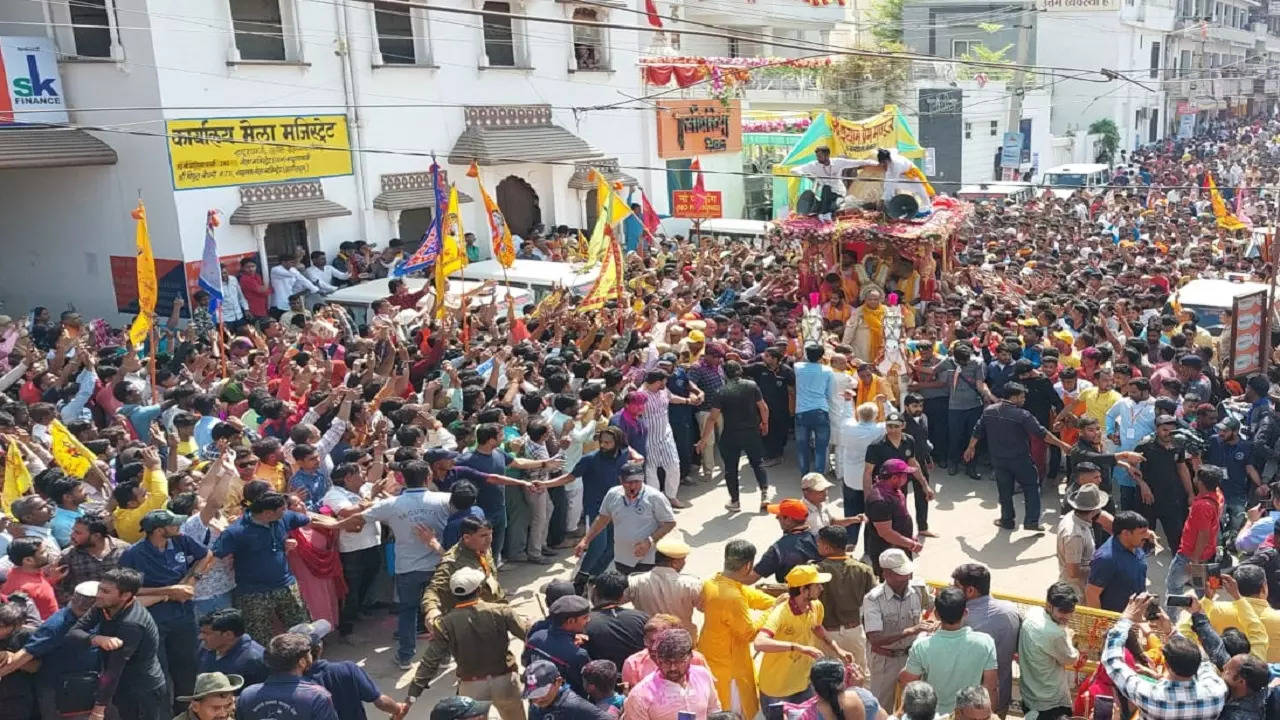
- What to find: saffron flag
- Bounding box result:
[639,189,662,234]
[127,200,157,346]
[576,230,589,260]
[578,234,624,313]
[395,161,447,276]
[197,210,224,313]
[2,441,30,518]
[1207,173,1248,232]
[49,419,96,479]
[467,162,515,268]
[690,157,706,193]
[434,185,468,318]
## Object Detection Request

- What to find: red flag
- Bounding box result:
[690,157,705,193]
[644,0,663,28]
[640,190,662,234]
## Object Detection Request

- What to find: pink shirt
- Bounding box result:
[622,649,709,687]
[622,664,720,720]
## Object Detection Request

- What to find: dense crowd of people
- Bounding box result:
[4,114,1280,720]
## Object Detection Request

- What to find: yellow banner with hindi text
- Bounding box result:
[165,115,353,190]
[832,107,899,159]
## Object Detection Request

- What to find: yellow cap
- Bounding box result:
[785,564,833,588]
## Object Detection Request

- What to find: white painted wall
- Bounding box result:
[0,0,668,320]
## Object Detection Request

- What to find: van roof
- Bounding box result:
[1174,278,1270,309]
[456,259,599,288]
[1042,164,1109,174]
[696,219,775,236]
[326,277,528,307]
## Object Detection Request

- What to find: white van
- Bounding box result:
[690,219,775,247]
[325,277,532,328]
[1171,277,1270,335]
[455,259,599,301]
[1039,163,1111,199]
[956,182,1035,205]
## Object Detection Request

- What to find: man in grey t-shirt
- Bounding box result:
[935,344,992,479]
[574,463,676,574]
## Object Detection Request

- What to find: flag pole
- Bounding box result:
[147,326,159,404]
[217,305,228,379]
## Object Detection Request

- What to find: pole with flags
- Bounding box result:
[198,210,228,378]
[128,199,160,402]
[394,159,447,277]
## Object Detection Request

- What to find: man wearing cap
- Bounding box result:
[1134,415,1193,549]
[864,459,919,575]
[864,411,934,539]
[574,462,676,575]
[964,382,1072,532]
[408,567,528,719]
[800,472,864,538]
[523,659,612,720]
[745,499,820,584]
[0,579,100,720]
[417,516,505,686]
[173,672,243,720]
[1057,482,1108,598]
[120,508,213,715]
[861,549,934,709]
[1177,354,1213,402]
[292,619,407,720]
[1207,415,1261,529]
[433,696,494,720]
[815,525,876,682]
[627,537,702,637]
[753,564,850,720]
[236,632,338,720]
[523,596,594,697]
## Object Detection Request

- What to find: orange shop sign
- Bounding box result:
[656,100,742,159]
[671,190,723,218]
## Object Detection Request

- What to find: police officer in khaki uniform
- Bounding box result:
[406,568,529,720]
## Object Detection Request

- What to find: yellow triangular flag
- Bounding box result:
[49,419,96,478]
[3,441,31,518]
[434,185,468,318]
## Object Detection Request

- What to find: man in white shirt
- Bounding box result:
[844,148,933,212]
[792,146,864,220]
[269,256,319,311]
[304,250,351,307]
[840,402,887,547]
[219,267,251,326]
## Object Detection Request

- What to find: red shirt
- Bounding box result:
[386,287,430,311]
[239,272,269,317]
[0,568,58,620]
[1178,492,1221,560]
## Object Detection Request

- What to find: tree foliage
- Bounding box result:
[1088,118,1120,163]
[868,0,904,47]
[818,51,912,118]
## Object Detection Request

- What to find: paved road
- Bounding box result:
[325,457,1174,718]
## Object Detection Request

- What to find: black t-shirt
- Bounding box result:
[744,363,794,409]
[714,378,764,434]
[754,531,821,583]
[0,626,34,720]
[1021,376,1064,427]
[583,607,649,670]
[864,435,917,477]
[865,484,913,563]
[1136,437,1188,509]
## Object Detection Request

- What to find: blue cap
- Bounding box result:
[522,660,561,700]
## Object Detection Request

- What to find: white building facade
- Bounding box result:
[0,0,664,319]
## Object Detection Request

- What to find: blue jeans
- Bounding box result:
[994,455,1040,527]
[192,592,232,620]
[580,514,614,578]
[395,570,434,664]
[843,484,865,550]
[794,409,830,475]
[947,406,982,469]
[1165,553,1193,621]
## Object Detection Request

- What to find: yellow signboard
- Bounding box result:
[165,115,353,190]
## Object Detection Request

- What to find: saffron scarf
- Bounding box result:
[860,304,886,362]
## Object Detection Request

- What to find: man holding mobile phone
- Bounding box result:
[1166,467,1223,619]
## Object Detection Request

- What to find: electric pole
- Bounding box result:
[1001,0,1033,181]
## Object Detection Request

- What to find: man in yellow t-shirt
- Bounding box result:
[753,564,853,720]
[1076,368,1122,429]
[111,447,168,543]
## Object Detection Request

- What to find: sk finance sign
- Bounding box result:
[0,36,68,124]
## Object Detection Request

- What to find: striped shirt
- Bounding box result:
[1102,618,1226,720]
[640,387,680,468]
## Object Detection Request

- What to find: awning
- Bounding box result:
[0,125,117,169]
[449,104,602,165]
[567,158,638,190]
[373,170,474,211]
[229,180,351,225]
